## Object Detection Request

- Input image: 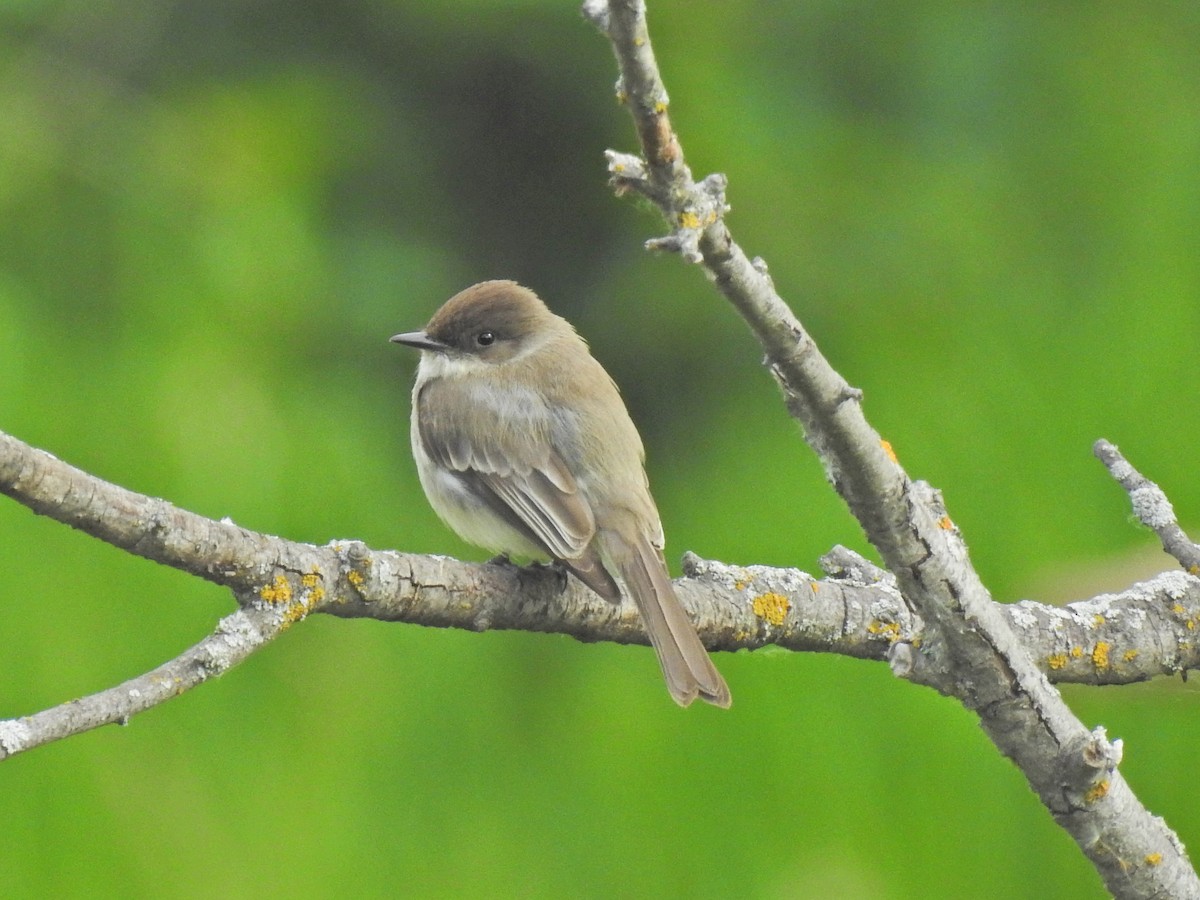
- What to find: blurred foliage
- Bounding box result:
[2,1,1199,897]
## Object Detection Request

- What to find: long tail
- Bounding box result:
[619,538,731,708]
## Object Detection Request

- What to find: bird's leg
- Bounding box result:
[544,559,571,592]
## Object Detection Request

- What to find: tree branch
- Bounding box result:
[583,1,1197,895]
[0,605,285,758]
[5,425,1199,762]
[1095,438,1200,575]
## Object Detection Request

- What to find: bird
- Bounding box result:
[390,280,730,708]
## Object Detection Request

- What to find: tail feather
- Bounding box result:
[619,539,731,708]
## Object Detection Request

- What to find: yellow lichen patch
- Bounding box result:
[1070,646,1084,659]
[1172,603,1186,616]
[1092,642,1111,669]
[937,515,954,531]
[1190,564,1200,576]
[1085,779,1110,804]
[259,575,292,604]
[867,619,901,642]
[347,569,365,589]
[1145,853,1163,866]
[1123,649,1139,663]
[810,582,819,593]
[1092,614,1106,627]
[301,570,325,605]
[280,593,317,628]
[752,592,790,626]
[880,439,897,462]
[653,100,667,114]
[1047,653,1068,670]
[675,209,718,230]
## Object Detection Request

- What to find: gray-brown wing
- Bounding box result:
[416,378,617,599]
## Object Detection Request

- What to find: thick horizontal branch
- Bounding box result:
[0,430,313,593]
[4,426,1199,762]
[330,545,1200,686]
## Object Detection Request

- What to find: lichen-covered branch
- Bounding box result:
[1095,439,1200,574]
[1006,570,1200,683]
[0,430,316,594]
[584,1,1197,894]
[0,605,286,759]
[5,425,1198,764]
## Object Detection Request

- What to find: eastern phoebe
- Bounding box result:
[391,280,731,708]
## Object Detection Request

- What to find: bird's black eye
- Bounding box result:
[476,331,496,347]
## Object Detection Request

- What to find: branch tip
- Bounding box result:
[644,231,701,262]
[580,0,610,34]
[1093,438,1200,572]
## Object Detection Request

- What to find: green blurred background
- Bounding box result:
[2,1,1198,897]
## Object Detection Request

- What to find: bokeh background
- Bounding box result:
[3,2,1199,897]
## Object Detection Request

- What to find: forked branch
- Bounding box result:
[583,1,1198,895]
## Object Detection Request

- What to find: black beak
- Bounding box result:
[389,330,447,351]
